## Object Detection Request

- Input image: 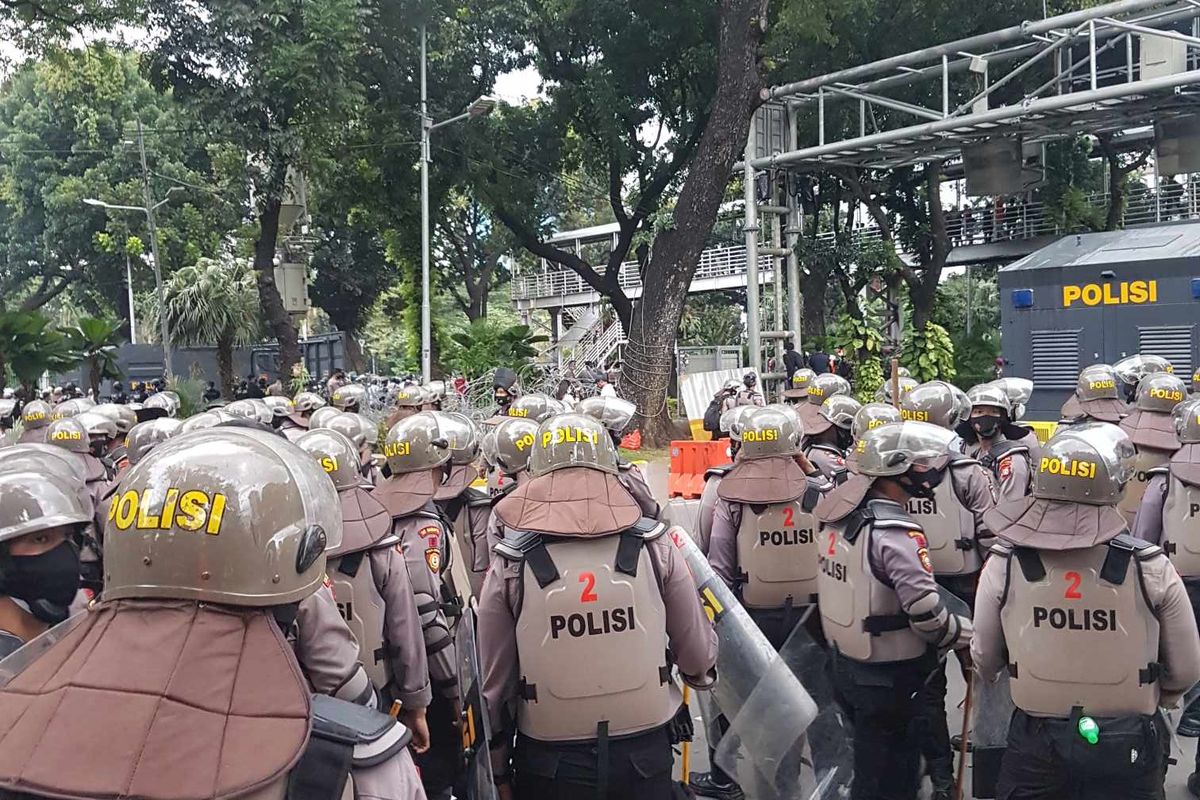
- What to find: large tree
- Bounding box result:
[142,0,369,378]
[0,46,232,328]
[434,191,512,321]
[471,0,852,443]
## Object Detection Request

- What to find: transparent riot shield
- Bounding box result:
[665,526,829,799]
[455,609,498,800]
[0,612,86,688]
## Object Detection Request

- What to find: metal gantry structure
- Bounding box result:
[742,0,1200,381]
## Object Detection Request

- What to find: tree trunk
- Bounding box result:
[1105,156,1125,231]
[800,277,826,342]
[216,331,235,399]
[344,334,366,373]
[906,162,950,332]
[252,192,301,381]
[621,0,767,447]
[88,362,100,402]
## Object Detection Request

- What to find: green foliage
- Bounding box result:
[445,319,548,380]
[167,373,206,419]
[65,316,124,397]
[0,46,234,314]
[147,256,261,348]
[832,313,885,402]
[361,286,416,376]
[901,322,957,383]
[0,310,81,391]
[680,293,744,347]
[930,272,1000,389]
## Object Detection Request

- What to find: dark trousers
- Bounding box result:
[513,725,674,800]
[996,709,1168,800]
[413,693,461,800]
[919,574,978,788]
[831,649,938,800]
[1184,578,1200,774]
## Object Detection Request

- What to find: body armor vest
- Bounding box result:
[905,459,981,576]
[498,520,679,742]
[979,440,1030,486]
[997,535,1162,717]
[1118,448,1170,523]
[696,465,731,555]
[818,500,929,664]
[735,488,821,609]
[329,535,402,692]
[1161,467,1200,578]
[806,443,849,485]
[487,467,512,497]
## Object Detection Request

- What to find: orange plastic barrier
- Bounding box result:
[620,429,642,450]
[668,440,732,498]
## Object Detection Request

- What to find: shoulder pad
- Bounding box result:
[989,541,1014,558]
[370,534,403,550]
[0,631,23,660]
[617,460,633,472]
[1109,533,1163,561]
[809,443,842,456]
[946,452,980,469]
[866,499,922,531]
[310,694,412,768]
[494,481,518,500]
[495,529,544,562]
[409,503,447,523]
[992,440,1030,459]
[625,517,667,541]
[705,463,734,479]
[1147,465,1170,478]
[464,486,493,507]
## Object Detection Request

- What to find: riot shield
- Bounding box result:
[0,612,85,688]
[666,526,832,799]
[970,673,1015,799]
[455,609,498,800]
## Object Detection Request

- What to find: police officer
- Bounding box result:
[700,406,835,799]
[1193,367,1200,396]
[388,385,425,428]
[505,392,561,423]
[0,470,88,657]
[846,402,903,473]
[1118,372,1187,525]
[732,371,765,408]
[492,367,521,415]
[46,417,109,488]
[283,390,327,441]
[109,379,128,404]
[482,417,540,559]
[296,428,432,746]
[328,411,382,483]
[431,412,493,599]
[1132,398,1200,777]
[782,368,817,404]
[874,376,918,404]
[958,382,1035,503]
[333,382,369,413]
[803,394,861,482]
[1060,364,1128,425]
[973,422,1200,800]
[799,373,851,431]
[263,395,295,430]
[18,399,52,443]
[0,427,427,800]
[900,381,995,799]
[715,378,741,416]
[372,412,462,799]
[692,406,759,558]
[576,396,659,518]
[815,421,973,800]
[1114,353,1173,404]
[479,413,717,800]
[90,403,137,469]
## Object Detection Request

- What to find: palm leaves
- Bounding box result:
[64,316,125,399]
[145,256,262,397]
[0,311,83,394]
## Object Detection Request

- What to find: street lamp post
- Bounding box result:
[419,22,496,382]
[85,186,182,380]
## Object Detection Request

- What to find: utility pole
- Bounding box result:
[125,252,137,344]
[136,119,174,379]
[420,23,432,383]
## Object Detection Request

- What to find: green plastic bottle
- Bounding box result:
[1078,716,1100,745]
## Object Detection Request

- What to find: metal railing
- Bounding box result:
[512,184,1200,302]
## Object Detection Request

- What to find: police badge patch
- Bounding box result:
[426,547,442,573]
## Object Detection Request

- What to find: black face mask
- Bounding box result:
[898,467,946,500]
[494,393,512,408]
[970,414,1003,439]
[1,540,81,623]
[835,427,854,451]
